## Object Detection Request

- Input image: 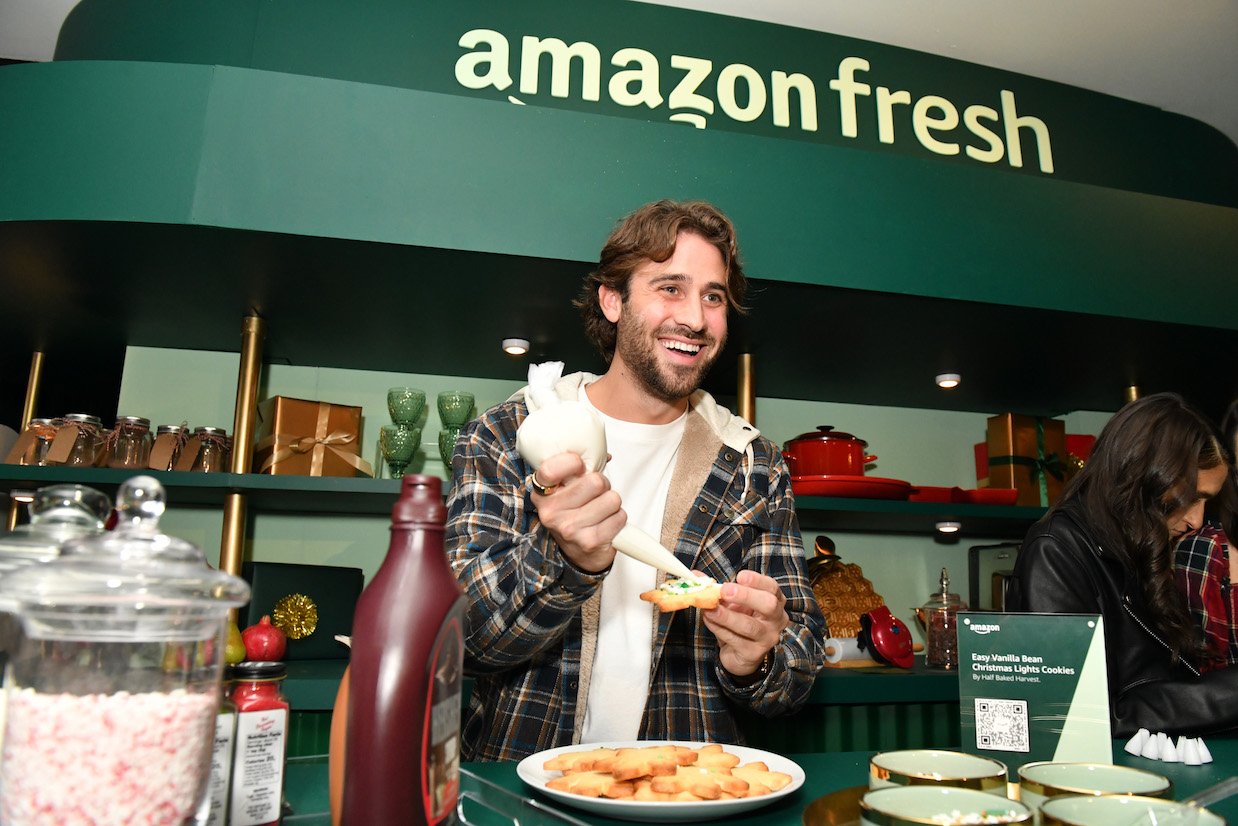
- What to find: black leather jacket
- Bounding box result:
[1008,506,1238,738]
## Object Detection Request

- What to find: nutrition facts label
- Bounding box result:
[231,708,287,826]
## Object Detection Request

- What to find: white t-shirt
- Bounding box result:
[578,387,686,743]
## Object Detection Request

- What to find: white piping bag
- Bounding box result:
[516,362,696,580]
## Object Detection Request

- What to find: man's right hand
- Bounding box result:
[530,451,624,573]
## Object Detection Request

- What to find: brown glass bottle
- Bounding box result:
[340,475,465,826]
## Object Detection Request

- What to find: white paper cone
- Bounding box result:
[1141,733,1162,759]
[1183,738,1201,766]
[1125,728,1151,756]
[1197,738,1213,763]
[1160,737,1179,762]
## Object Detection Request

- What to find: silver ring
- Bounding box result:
[529,474,556,497]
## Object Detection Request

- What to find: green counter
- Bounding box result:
[284,739,1238,824]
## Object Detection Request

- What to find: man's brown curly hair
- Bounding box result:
[573,200,749,363]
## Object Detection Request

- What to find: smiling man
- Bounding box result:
[444,200,826,761]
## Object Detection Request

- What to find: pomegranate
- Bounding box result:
[241,615,287,661]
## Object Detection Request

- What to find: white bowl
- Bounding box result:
[871,750,1009,796]
[861,786,1033,826]
[1016,762,1171,811]
[1039,794,1222,826]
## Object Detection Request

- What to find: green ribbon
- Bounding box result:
[987,418,1064,507]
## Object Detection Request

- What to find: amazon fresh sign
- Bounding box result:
[454,30,1055,174]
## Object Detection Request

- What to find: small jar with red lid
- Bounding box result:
[228,661,289,826]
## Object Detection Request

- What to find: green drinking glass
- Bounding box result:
[380,424,419,478]
[438,426,461,475]
[387,387,426,428]
[437,391,475,427]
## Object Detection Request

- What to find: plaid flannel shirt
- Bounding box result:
[445,379,825,762]
[1174,522,1237,672]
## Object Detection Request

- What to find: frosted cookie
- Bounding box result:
[639,576,722,611]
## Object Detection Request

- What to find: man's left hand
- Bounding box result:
[702,569,789,680]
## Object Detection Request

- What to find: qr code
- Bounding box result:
[975,698,1030,752]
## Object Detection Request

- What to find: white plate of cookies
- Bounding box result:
[516,740,806,822]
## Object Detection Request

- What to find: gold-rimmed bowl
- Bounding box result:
[860,786,1032,826]
[1040,794,1221,826]
[870,750,1009,796]
[1016,762,1171,812]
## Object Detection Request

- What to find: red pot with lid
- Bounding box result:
[782,426,877,477]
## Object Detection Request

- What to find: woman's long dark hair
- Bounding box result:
[1051,393,1228,663]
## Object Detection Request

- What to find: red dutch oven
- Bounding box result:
[782,426,877,477]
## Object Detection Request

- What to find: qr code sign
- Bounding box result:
[975,698,1030,752]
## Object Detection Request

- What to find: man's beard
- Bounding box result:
[615,314,723,403]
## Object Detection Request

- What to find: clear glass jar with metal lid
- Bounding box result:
[191,426,230,473]
[0,476,250,825]
[59,413,106,467]
[150,423,189,471]
[104,415,153,470]
[915,567,967,670]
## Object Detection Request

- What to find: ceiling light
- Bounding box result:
[502,338,530,356]
[936,373,961,389]
[9,490,35,504]
[935,520,962,534]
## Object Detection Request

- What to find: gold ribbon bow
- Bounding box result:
[258,403,373,477]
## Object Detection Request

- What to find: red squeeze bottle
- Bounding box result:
[340,474,466,826]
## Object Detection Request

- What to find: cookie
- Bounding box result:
[694,743,742,770]
[649,765,750,800]
[546,770,635,799]
[731,761,793,795]
[607,744,699,781]
[639,576,723,612]
[543,746,619,774]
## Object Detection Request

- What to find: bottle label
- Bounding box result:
[200,710,236,826]
[230,708,287,826]
[422,600,464,825]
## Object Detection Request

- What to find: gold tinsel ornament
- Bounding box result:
[272,593,319,640]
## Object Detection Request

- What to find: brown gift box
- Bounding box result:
[253,396,372,477]
[985,413,1067,508]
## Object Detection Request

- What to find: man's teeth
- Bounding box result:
[663,341,702,354]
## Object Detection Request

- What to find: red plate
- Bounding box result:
[791,474,913,500]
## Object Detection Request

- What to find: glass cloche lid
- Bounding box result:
[0,483,111,572]
[0,476,250,640]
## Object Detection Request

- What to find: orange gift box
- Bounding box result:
[254,396,372,478]
[985,413,1067,508]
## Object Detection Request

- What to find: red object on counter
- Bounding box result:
[1067,434,1096,462]
[241,615,287,661]
[791,474,912,500]
[229,661,289,826]
[340,475,465,826]
[783,426,878,477]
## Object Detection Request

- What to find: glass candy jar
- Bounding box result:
[105,415,153,470]
[916,567,967,670]
[0,476,250,826]
[0,484,111,672]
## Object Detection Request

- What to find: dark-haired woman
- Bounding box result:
[1007,393,1238,737]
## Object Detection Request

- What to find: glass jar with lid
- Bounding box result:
[191,426,230,473]
[915,567,967,670]
[105,415,153,470]
[0,476,250,825]
[59,413,105,467]
[0,484,111,671]
[10,418,59,466]
[149,423,189,471]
